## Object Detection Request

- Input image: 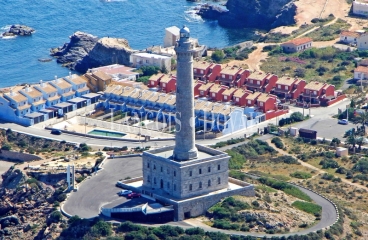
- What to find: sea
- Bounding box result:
[0,0,256,88]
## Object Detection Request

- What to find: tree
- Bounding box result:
[211,50,225,63]
[161,65,168,74]
[355,111,368,127]
[140,66,160,76]
[346,129,357,154]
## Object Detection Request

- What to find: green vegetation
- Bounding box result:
[304,19,351,41]
[258,15,335,43]
[353,158,368,173]
[271,137,284,149]
[292,201,322,215]
[258,177,312,202]
[135,66,161,84]
[227,151,247,170]
[260,47,365,88]
[290,171,312,179]
[319,159,339,169]
[278,112,309,127]
[210,46,257,63]
[211,137,245,149]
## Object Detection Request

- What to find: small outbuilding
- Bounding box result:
[336,147,348,157]
[299,128,317,139]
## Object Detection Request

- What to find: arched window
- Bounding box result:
[167,182,170,189]
[199,182,202,189]
[218,177,221,184]
[208,180,211,187]
[147,175,150,182]
[154,177,156,184]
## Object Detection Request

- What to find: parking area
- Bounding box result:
[295,117,357,141]
[63,156,145,218]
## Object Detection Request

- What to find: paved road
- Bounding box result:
[63,156,143,218]
[63,155,338,238]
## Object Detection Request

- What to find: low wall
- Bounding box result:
[0,150,42,162]
[327,95,346,106]
[265,109,289,120]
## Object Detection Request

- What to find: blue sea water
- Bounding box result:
[0,0,255,88]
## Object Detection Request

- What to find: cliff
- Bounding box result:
[198,0,296,29]
[50,32,135,73]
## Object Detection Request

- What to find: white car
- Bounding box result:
[118,190,132,196]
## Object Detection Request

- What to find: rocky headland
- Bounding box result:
[2,25,35,37]
[197,0,296,29]
[50,31,135,73]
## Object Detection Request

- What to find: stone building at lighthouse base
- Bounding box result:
[119,144,255,221]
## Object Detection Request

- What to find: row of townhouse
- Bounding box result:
[148,67,336,108]
[0,74,101,126]
[339,30,368,50]
[99,85,266,134]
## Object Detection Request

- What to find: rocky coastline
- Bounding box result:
[50,31,135,73]
[197,0,296,29]
[2,25,35,37]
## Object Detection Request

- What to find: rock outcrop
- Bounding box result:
[2,25,35,37]
[197,0,296,30]
[51,31,135,72]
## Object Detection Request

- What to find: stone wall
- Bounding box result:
[0,150,41,163]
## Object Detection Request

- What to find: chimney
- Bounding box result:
[9,89,14,96]
[69,72,72,80]
[55,75,60,83]
[40,80,45,88]
[26,85,30,92]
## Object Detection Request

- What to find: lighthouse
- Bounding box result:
[172,26,198,161]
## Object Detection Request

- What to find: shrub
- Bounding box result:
[292,201,322,215]
[290,171,312,179]
[91,220,112,237]
[1,144,11,151]
[320,159,339,169]
[271,137,284,149]
[353,158,368,173]
[211,50,225,62]
[50,211,63,223]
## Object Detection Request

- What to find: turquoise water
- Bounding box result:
[89,129,126,137]
[0,0,256,88]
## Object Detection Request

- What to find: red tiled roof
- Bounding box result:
[282,37,313,46]
[355,66,368,74]
[340,31,360,38]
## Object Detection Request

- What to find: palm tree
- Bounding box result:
[356,111,368,128]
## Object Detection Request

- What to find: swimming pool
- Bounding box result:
[88,129,126,138]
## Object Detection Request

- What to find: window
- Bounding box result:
[285,86,288,90]
[236,97,239,102]
[224,96,227,100]
[174,184,176,191]
[218,177,221,184]
[222,74,225,78]
[151,81,154,85]
[212,93,215,97]
[248,100,251,104]
[154,165,156,170]
[200,91,204,95]
[208,166,211,173]
[218,164,221,170]
[167,182,170,189]
[147,163,150,168]
[278,85,281,89]
[148,175,150,182]
[174,171,176,177]
[154,178,156,184]
[201,70,204,74]
[189,184,192,191]
[208,180,211,187]
[162,83,166,87]
[257,81,260,85]
[314,91,317,95]
[189,171,192,177]
[160,167,163,172]
[199,169,202,174]
[199,182,202,189]
[260,102,263,107]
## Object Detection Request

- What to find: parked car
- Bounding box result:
[338,119,348,125]
[118,190,132,196]
[50,129,62,135]
[116,181,124,188]
[127,192,141,199]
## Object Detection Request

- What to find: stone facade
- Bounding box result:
[173,26,199,161]
[142,145,229,199]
